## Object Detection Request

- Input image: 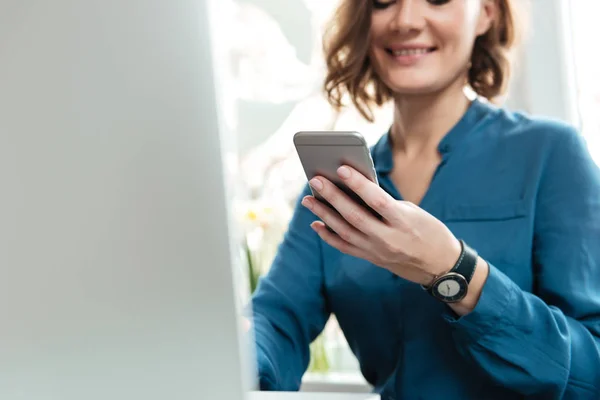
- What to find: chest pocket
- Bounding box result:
[441,200,528,222]
[439,199,532,283]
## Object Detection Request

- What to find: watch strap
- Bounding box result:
[450,239,478,284]
[421,239,478,294]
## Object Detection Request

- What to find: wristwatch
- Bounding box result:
[421,239,478,303]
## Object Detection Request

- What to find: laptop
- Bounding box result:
[0,0,378,399]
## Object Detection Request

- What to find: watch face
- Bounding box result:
[432,273,468,303]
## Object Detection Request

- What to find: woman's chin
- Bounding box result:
[387,84,442,97]
[382,73,464,98]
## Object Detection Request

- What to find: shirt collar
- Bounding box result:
[372,127,394,174]
[372,98,496,175]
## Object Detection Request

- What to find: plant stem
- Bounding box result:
[245,239,259,294]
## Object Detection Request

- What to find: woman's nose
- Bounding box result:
[390,0,427,33]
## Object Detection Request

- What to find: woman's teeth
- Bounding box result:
[391,48,431,56]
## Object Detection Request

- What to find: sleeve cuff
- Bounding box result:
[253,321,280,391]
[442,262,517,338]
[257,348,278,390]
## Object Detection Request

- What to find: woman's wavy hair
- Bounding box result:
[323,0,526,122]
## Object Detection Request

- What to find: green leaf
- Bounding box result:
[245,240,259,294]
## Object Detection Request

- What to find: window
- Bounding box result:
[228,0,372,387]
[570,1,600,163]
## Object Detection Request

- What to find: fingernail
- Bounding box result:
[337,166,351,179]
[301,197,313,210]
[310,178,323,191]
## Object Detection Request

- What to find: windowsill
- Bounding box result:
[301,371,372,393]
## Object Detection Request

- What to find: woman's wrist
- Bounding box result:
[448,256,490,316]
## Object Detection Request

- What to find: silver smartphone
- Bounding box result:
[293,131,381,218]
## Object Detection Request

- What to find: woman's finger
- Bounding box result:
[301,196,371,249]
[310,221,370,259]
[308,177,386,237]
[336,166,402,223]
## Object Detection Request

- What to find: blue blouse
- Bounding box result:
[249,99,600,399]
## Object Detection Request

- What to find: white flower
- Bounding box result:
[233,194,294,276]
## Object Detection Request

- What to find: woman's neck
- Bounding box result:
[390,82,471,158]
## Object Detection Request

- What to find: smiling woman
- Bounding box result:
[324,0,520,121]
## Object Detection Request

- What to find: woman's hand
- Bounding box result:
[301,165,462,286]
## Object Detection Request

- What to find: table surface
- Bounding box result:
[247,392,380,400]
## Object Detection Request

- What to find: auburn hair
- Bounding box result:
[323,0,525,122]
